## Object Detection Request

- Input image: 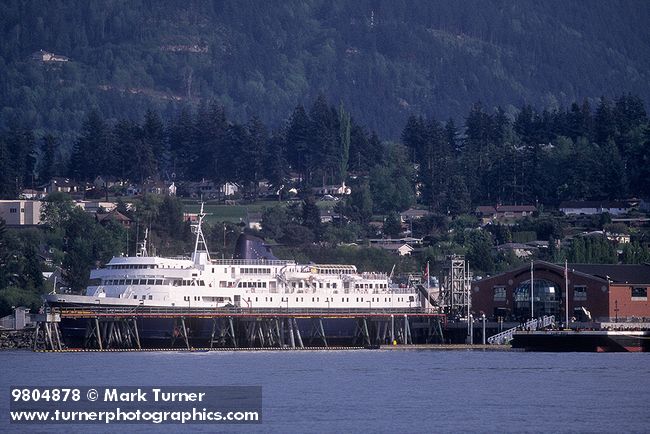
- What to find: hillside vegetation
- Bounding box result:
[1,0,649,140]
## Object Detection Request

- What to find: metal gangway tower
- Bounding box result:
[440,255,472,319]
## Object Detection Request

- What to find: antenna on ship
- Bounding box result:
[137,228,149,257]
[191,201,211,264]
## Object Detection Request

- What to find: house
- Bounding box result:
[475,205,537,225]
[141,181,176,196]
[319,209,345,224]
[31,49,69,63]
[495,243,537,258]
[75,200,118,214]
[126,184,141,196]
[183,213,199,223]
[178,179,217,199]
[41,177,82,195]
[583,230,631,244]
[400,208,431,223]
[559,201,631,216]
[220,182,241,197]
[312,182,352,196]
[0,200,42,226]
[95,209,132,228]
[472,261,650,322]
[20,189,45,200]
[373,243,414,256]
[93,176,125,190]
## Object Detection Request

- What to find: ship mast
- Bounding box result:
[137,228,149,257]
[191,202,211,264]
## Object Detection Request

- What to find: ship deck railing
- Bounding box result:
[46,305,445,319]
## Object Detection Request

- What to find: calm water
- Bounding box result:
[1,349,649,433]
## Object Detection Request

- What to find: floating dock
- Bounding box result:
[511,329,650,352]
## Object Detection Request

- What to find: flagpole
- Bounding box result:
[565,259,569,326]
[530,260,534,320]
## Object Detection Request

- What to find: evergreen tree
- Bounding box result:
[39,134,57,183]
[383,212,402,238]
[301,197,322,240]
[338,103,351,184]
[243,115,268,194]
[142,109,166,177]
[285,105,312,183]
[309,95,338,185]
[70,110,111,181]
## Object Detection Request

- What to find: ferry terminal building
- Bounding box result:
[471,261,650,323]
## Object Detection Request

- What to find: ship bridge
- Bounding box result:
[302,264,357,275]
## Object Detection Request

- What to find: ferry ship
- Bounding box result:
[44,204,420,312]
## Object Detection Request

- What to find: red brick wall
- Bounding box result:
[609,285,650,320]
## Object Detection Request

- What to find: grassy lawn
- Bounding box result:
[181,199,337,223]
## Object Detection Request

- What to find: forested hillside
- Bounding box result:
[1,0,649,143]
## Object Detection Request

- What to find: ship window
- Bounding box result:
[147,279,155,285]
[255,297,258,302]
[118,280,125,285]
[270,297,273,302]
[409,296,414,302]
[332,283,337,289]
[148,295,152,300]
[141,295,145,300]
[296,297,299,302]
[155,279,163,285]
[133,295,137,299]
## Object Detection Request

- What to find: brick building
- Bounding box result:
[472,261,650,322]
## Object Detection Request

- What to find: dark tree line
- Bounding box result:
[25,95,384,194]
[1,94,649,216]
[403,94,650,212]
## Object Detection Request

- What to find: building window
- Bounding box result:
[574,286,587,301]
[631,287,647,300]
[493,286,506,301]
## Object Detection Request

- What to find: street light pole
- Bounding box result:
[469,314,474,344]
[482,313,486,345]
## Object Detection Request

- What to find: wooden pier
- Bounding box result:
[34,306,447,352]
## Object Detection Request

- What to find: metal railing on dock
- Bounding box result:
[487,316,555,345]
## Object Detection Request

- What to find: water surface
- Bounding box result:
[1,350,648,433]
